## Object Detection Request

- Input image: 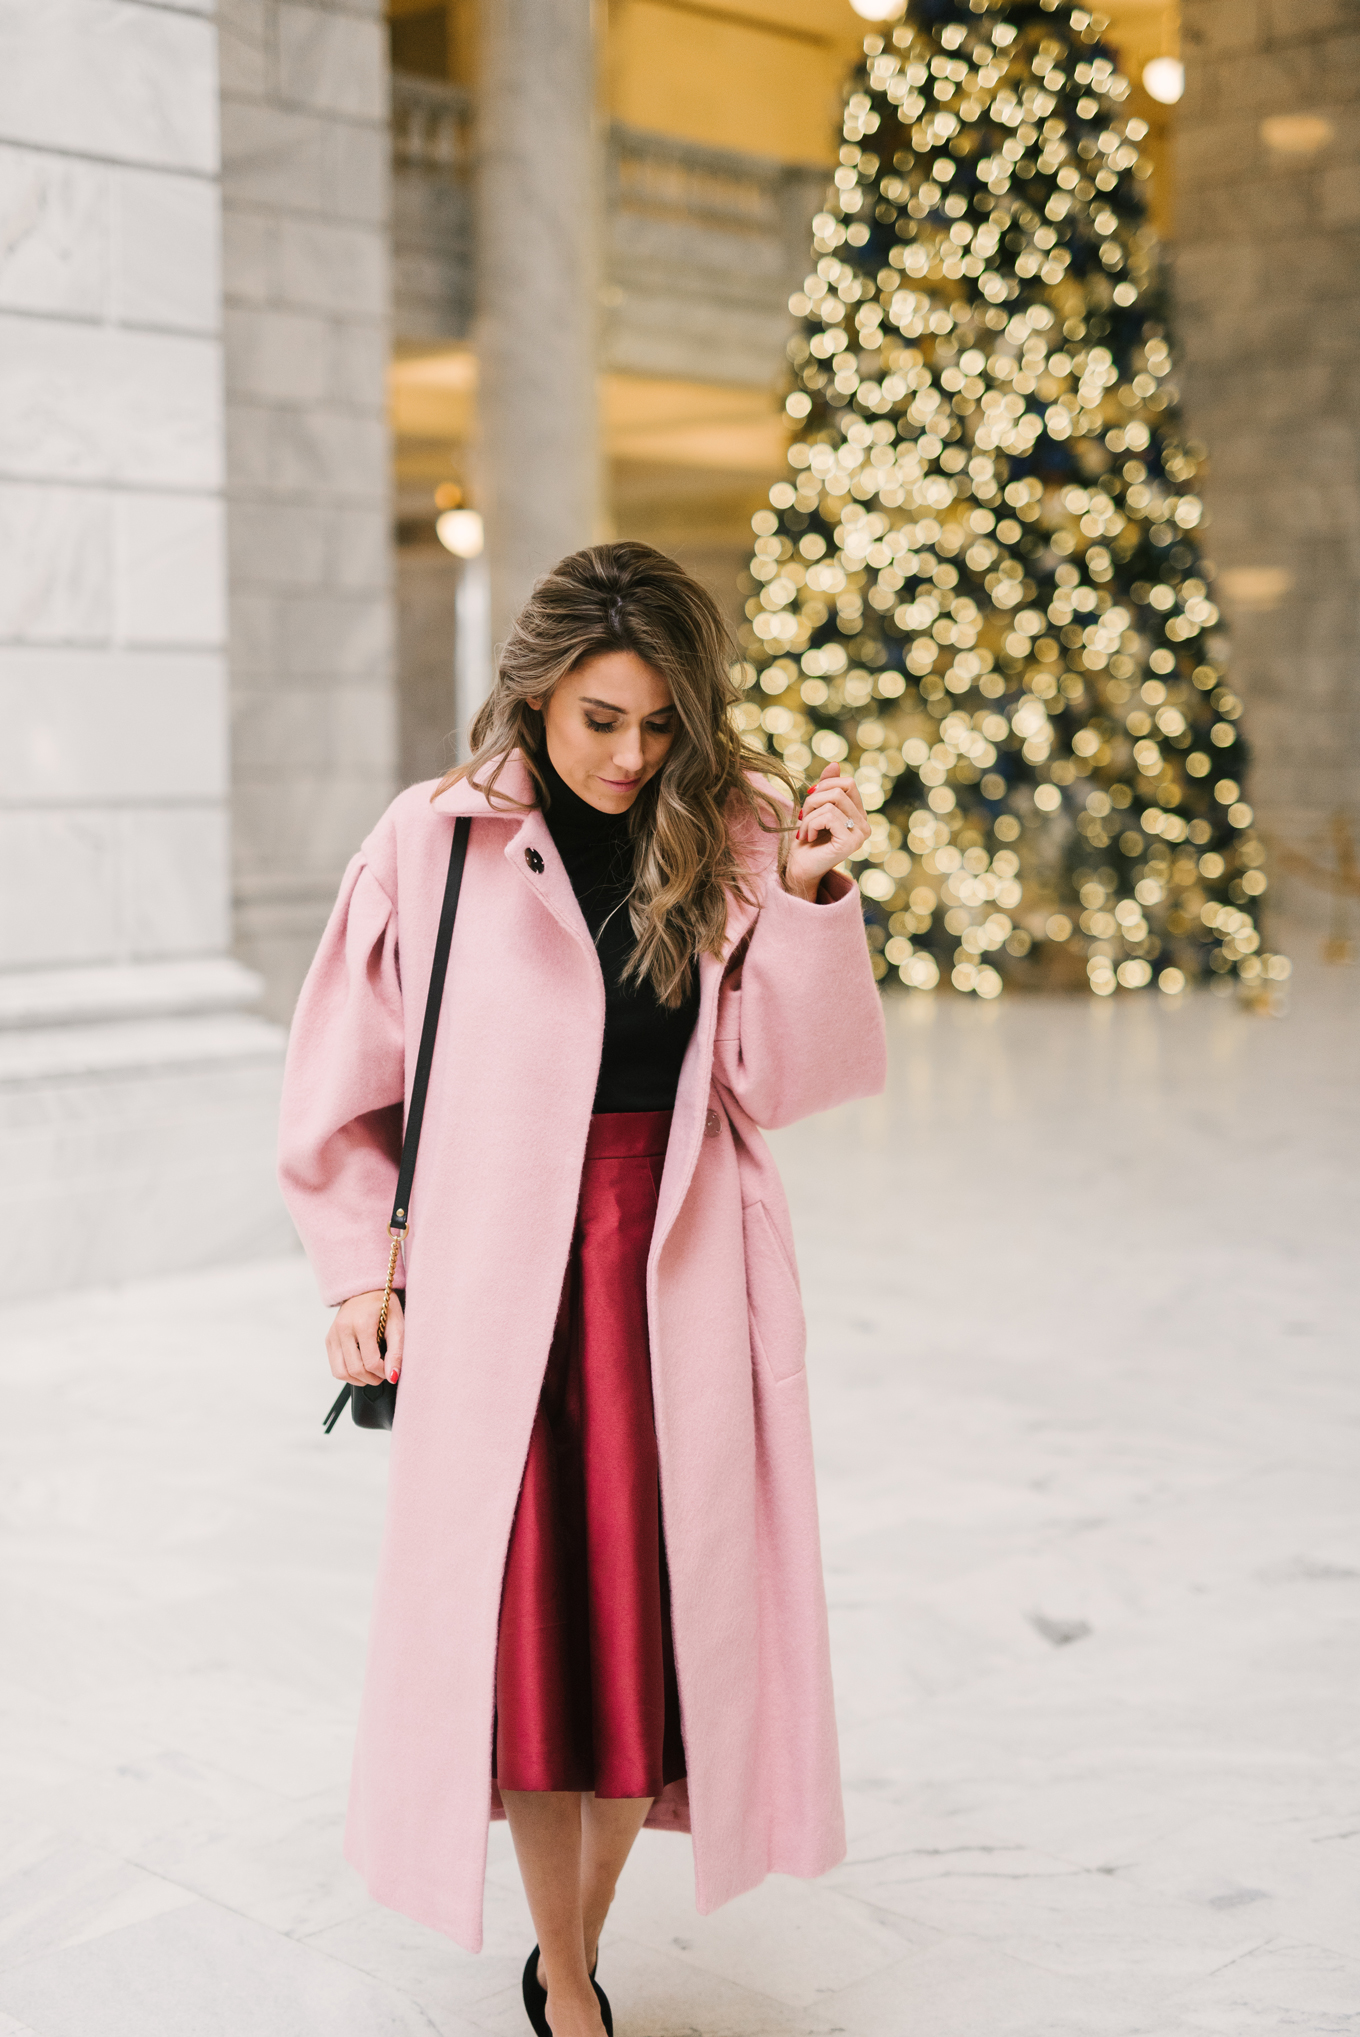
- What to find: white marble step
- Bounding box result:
[0,959,286,1084]
[0,958,267,1031]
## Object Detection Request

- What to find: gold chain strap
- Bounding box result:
[377,1215,406,1350]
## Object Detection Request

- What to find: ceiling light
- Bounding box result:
[849,0,902,20]
[1142,58,1184,104]
[1218,566,1293,613]
[1261,113,1333,154]
[436,509,484,558]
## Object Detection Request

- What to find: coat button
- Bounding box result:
[524,847,544,874]
[704,1108,721,1139]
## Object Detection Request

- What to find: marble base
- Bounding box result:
[0,948,1356,2032]
[0,959,292,1293]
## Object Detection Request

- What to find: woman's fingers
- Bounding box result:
[353,1308,385,1383]
[383,1293,405,1384]
[796,762,847,841]
[801,766,862,811]
[787,760,872,891]
[327,1293,390,1385]
[804,786,859,823]
[800,786,868,845]
[807,770,866,815]
[325,1321,347,1382]
[334,1325,371,1385]
[841,776,870,824]
[343,1324,377,1385]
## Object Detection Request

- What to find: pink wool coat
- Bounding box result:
[278,755,887,1952]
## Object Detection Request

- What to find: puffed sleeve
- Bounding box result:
[277,855,406,1306]
[712,826,887,1132]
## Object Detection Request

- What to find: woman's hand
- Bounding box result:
[327,1288,404,1388]
[783,761,871,901]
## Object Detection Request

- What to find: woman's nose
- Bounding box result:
[613,728,644,771]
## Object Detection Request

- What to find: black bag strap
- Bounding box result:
[372,815,472,1345]
[321,810,470,1434]
[323,814,472,1436]
[390,814,472,1238]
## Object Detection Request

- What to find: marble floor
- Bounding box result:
[2,955,1358,2037]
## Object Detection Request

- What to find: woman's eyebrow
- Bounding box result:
[580,697,675,716]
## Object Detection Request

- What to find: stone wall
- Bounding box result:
[0,0,290,1294]
[392,71,472,345]
[606,125,823,389]
[1177,0,1360,931]
[219,0,397,1019]
[395,546,460,784]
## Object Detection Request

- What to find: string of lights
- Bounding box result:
[739,0,1286,998]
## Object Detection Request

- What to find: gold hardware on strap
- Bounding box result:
[377,1228,404,1347]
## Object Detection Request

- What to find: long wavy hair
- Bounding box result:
[436,542,797,1007]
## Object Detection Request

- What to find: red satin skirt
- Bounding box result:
[493,1108,686,1798]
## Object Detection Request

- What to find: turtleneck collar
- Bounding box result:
[538,745,633,842]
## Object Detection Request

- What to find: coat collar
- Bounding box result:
[429,748,760,966]
[428,752,539,820]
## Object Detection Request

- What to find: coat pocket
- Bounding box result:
[714,980,742,1042]
[742,1200,807,1384]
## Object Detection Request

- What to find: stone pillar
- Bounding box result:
[476,0,601,646]
[0,0,290,1296]
[219,0,397,1019]
[1177,0,1360,932]
[395,546,460,782]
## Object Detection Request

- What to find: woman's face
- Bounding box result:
[532,651,677,815]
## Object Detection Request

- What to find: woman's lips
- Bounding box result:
[599,775,641,789]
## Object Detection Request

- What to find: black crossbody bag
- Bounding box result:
[323,815,472,1434]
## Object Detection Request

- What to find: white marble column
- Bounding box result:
[475,0,601,646]
[1178,0,1360,930]
[219,0,398,1019]
[0,0,290,1294]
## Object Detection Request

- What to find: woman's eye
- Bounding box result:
[646,722,673,736]
[585,717,615,733]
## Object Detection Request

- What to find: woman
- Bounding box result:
[278,542,886,2037]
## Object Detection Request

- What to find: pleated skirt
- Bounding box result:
[493,1107,687,1798]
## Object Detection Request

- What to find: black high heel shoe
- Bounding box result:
[521,1950,550,2037]
[520,1947,613,2036]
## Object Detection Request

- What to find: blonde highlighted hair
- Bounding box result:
[436,542,797,1007]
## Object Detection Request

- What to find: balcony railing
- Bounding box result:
[392,73,472,178]
[610,122,794,237]
[389,77,826,377]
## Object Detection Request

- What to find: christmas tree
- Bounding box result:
[738,0,1286,999]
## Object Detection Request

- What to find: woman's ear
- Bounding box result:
[525,694,543,713]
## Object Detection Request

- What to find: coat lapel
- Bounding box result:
[431,756,600,971]
[647,856,768,1264]
[504,807,601,971]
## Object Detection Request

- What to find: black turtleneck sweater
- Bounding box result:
[539,751,700,1114]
